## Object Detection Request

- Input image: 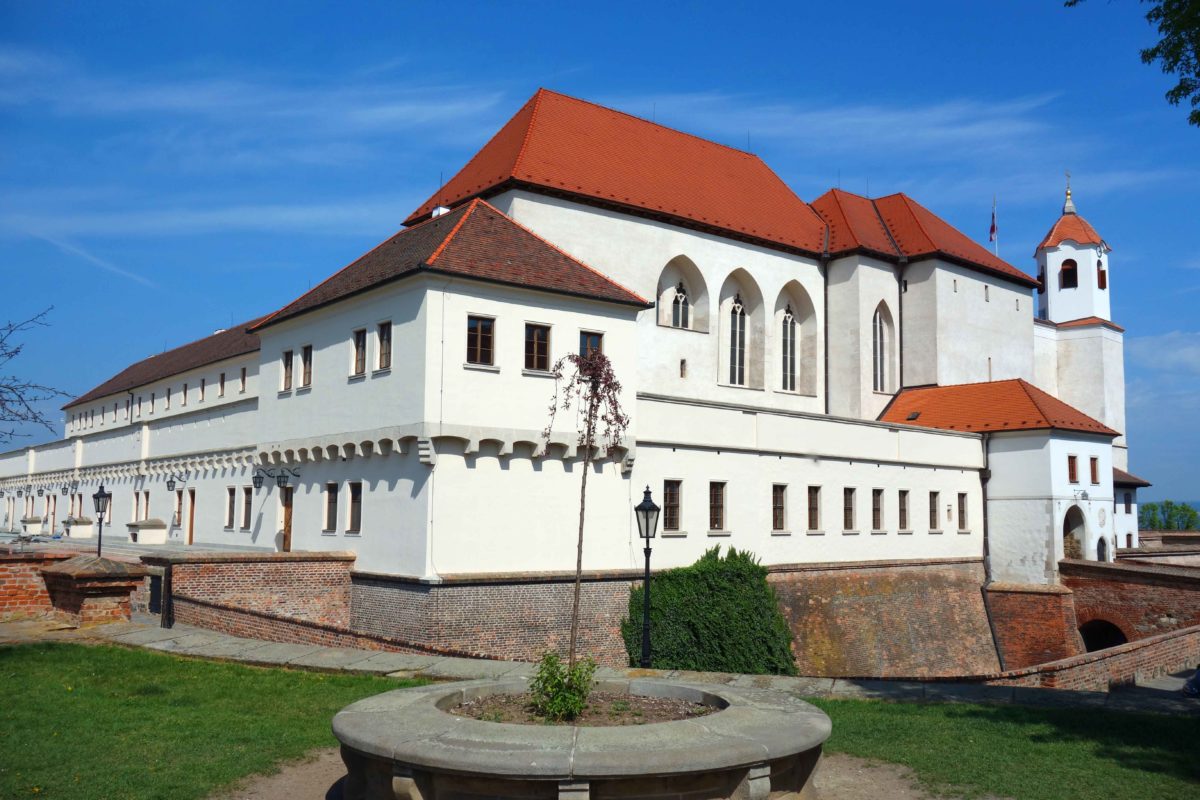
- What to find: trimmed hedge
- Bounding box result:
[620,547,796,675]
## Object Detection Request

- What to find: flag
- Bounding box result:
[989,197,997,243]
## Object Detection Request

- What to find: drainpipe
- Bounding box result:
[978,432,1006,670]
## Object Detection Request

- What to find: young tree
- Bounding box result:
[542,349,630,668]
[1,309,68,445]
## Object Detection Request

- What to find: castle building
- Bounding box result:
[0,90,1150,666]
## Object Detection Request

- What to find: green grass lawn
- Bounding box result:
[810,697,1200,800]
[0,642,413,800]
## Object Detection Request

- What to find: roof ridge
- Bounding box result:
[896,193,938,254]
[473,198,650,304]
[511,88,548,179]
[1013,379,1052,425]
[426,199,481,265]
[869,197,903,258]
[537,88,760,159]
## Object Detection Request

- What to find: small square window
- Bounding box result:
[580,330,603,357]
[467,316,494,365]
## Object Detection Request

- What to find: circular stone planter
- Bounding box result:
[333,677,831,800]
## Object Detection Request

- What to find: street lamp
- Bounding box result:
[634,485,661,669]
[92,484,112,558]
[61,484,69,496]
[275,473,289,489]
[253,472,265,490]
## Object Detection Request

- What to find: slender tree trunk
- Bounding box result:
[568,393,599,669]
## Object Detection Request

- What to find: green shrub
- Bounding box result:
[529,651,597,721]
[621,546,796,675]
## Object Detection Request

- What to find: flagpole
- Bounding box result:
[992,195,999,257]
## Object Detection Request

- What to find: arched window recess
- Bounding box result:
[781,303,797,392]
[729,293,747,386]
[672,282,690,329]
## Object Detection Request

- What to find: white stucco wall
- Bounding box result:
[825,254,899,420]
[1055,324,1127,466]
[1036,241,1111,324]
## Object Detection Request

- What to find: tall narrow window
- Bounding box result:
[347,481,362,533]
[165,387,171,409]
[709,482,726,531]
[807,486,821,531]
[899,490,910,530]
[142,491,150,521]
[200,378,206,401]
[324,483,339,531]
[872,308,888,392]
[1123,492,1132,514]
[150,392,155,413]
[240,366,247,392]
[671,282,690,329]
[729,294,746,385]
[957,493,968,531]
[929,491,940,531]
[219,372,226,397]
[281,351,293,390]
[241,487,252,530]
[1089,456,1099,484]
[525,324,550,371]
[182,384,189,406]
[1068,455,1079,484]
[781,303,796,392]
[137,396,142,416]
[174,490,183,527]
[843,488,856,531]
[1060,259,1078,289]
[352,329,367,376]
[663,480,681,531]
[1098,264,1108,290]
[467,316,494,365]
[772,484,787,531]
[579,330,603,357]
[225,487,235,528]
[872,488,884,531]
[377,322,392,370]
[301,345,313,387]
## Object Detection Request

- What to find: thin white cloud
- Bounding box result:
[32,234,155,287]
[1127,331,1200,377]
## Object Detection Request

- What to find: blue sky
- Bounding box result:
[2,1,1197,499]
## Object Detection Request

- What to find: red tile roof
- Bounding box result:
[1055,316,1125,333]
[810,189,899,259]
[1113,467,1151,488]
[254,198,647,332]
[879,379,1119,436]
[405,88,829,255]
[1036,213,1106,253]
[64,318,265,409]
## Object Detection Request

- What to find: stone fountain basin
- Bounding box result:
[333,677,831,799]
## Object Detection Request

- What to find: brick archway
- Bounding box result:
[1078,618,1128,652]
[1063,505,1086,560]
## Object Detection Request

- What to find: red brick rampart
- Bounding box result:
[986,583,1084,669]
[1059,559,1200,641]
[0,549,72,619]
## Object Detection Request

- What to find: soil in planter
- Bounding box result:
[452,691,716,726]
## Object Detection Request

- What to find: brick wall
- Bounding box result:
[0,550,71,620]
[768,559,1000,678]
[1060,559,1200,641]
[351,571,635,666]
[986,583,1084,669]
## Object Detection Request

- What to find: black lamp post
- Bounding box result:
[93,484,112,558]
[634,485,660,668]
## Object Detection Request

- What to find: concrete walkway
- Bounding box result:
[3,615,1196,717]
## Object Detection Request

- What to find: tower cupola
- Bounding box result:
[1035,177,1112,323]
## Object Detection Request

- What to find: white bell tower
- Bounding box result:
[1035,177,1112,323]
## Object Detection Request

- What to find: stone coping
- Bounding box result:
[42,555,150,579]
[987,582,1073,595]
[126,518,167,530]
[333,678,831,779]
[1060,558,1200,584]
[140,550,356,566]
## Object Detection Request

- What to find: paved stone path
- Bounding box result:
[2,615,1195,716]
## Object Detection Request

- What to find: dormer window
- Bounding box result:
[1060,259,1078,289]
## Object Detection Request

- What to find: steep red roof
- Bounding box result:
[1037,213,1106,253]
[810,189,899,258]
[64,318,265,409]
[879,379,1118,436]
[254,198,647,332]
[405,88,828,255]
[872,194,1039,288]
[1113,467,1151,488]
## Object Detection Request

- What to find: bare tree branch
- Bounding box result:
[0,308,71,444]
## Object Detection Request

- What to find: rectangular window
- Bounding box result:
[219,372,226,397]
[843,488,856,531]
[1089,456,1099,485]
[899,490,910,530]
[377,322,392,370]
[200,378,206,401]
[150,391,155,413]
[182,383,188,406]
[324,483,339,531]
[352,329,367,376]
[165,387,171,409]
[174,490,183,527]
[1124,492,1132,514]
[142,491,150,521]
[466,316,494,365]
[240,366,247,393]
[241,487,252,530]
[225,487,235,528]
[579,330,603,357]
[282,351,293,391]
[1068,455,1079,484]
[957,493,968,531]
[872,488,884,531]
[663,480,681,531]
[347,481,362,533]
[709,481,725,531]
[301,345,313,387]
[772,484,787,531]
[807,486,821,531]
[1098,268,1107,290]
[137,396,142,416]
[525,323,551,371]
[929,491,940,531]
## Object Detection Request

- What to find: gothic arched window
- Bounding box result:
[672,282,690,329]
[781,303,797,392]
[729,293,746,386]
[872,307,889,392]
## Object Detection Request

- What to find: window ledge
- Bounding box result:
[661,531,687,538]
[806,530,825,536]
[372,368,391,378]
[842,530,860,536]
[347,374,366,384]
[929,529,944,535]
[655,321,709,335]
[707,530,732,537]
[321,530,337,536]
[774,389,819,399]
[277,390,292,397]
[717,382,765,392]
[522,368,554,378]
[770,531,791,537]
[898,529,913,535]
[345,531,361,537]
[872,390,894,397]
[870,530,887,535]
[296,386,312,395]
[958,529,972,535]
[464,362,500,373]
